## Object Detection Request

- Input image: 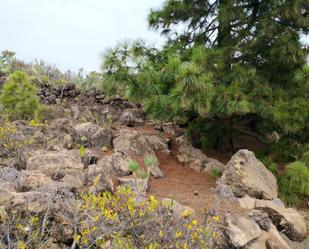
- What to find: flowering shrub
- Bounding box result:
[0,118,31,165]
[0,207,52,249]
[0,187,220,249]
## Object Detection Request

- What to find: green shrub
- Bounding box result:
[0,117,31,166]
[300,150,309,167]
[0,71,39,120]
[210,167,223,179]
[128,160,139,172]
[278,161,309,206]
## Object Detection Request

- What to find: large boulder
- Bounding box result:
[218,149,278,200]
[225,213,262,248]
[26,150,84,180]
[255,199,307,241]
[113,129,163,178]
[73,122,113,149]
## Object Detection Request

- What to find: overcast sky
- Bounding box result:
[0,0,165,72]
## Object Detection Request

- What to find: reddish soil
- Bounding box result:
[149,152,217,216]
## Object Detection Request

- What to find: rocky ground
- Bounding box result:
[0,84,308,248]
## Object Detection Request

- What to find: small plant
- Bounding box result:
[0,71,40,120]
[80,135,88,145]
[128,160,139,172]
[279,161,309,206]
[28,112,45,127]
[140,171,149,180]
[144,155,156,168]
[210,167,223,179]
[79,144,86,157]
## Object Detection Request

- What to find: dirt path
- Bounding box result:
[149,152,217,216]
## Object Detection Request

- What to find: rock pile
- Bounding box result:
[215,149,308,248]
[37,83,105,104]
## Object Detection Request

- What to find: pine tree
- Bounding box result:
[0,71,40,120]
[102,1,309,154]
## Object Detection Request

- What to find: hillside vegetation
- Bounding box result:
[0,0,308,248]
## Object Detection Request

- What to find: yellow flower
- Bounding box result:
[82,237,89,245]
[148,195,158,211]
[175,231,182,238]
[159,230,164,238]
[30,216,39,225]
[74,234,81,242]
[183,242,188,249]
[92,215,100,221]
[212,231,220,238]
[213,215,219,222]
[17,223,24,231]
[181,209,193,218]
[192,219,198,225]
[18,241,26,249]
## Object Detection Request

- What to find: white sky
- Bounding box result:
[0,0,165,72]
[1,0,307,72]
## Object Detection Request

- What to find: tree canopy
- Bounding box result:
[102,0,309,156]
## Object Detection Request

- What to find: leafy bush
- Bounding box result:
[0,50,15,74]
[0,117,31,166]
[0,207,51,249]
[0,187,220,248]
[269,138,309,162]
[0,71,40,120]
[278,161,309,206]
[300,150,309,167]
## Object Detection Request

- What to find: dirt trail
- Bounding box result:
[149,152,217,216]
[135,124,241,217]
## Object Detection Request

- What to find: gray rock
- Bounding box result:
[218,149,278,200]
[19,170,54,191]
[255,199,307,241]
[118,176,149,198]
[249,210,272,231]
[266,224,291,249]
[162,198,194,219]
[73,122,113,149]
[26,150,84,180]
[176,135,225,172]
[113,129,164,178]
[86,164,115,193]
[118,109,145,127]
[225,213,262,248]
